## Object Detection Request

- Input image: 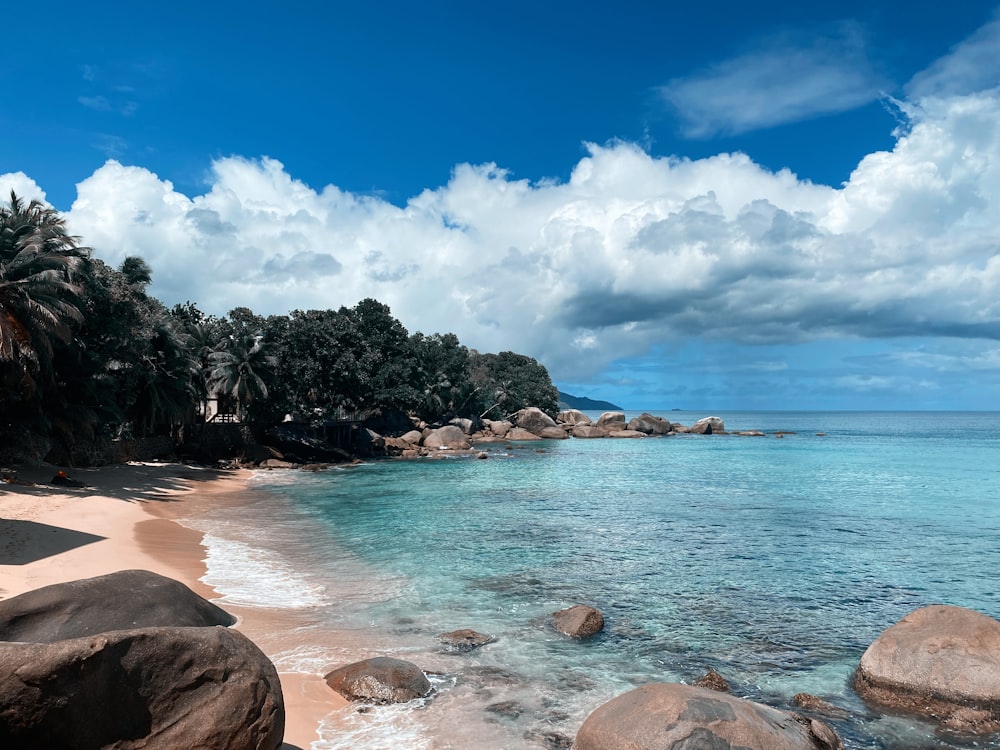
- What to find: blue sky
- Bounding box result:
[3,1,1000,410]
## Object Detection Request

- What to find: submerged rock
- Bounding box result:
[0,569,234,643]
[575,683,842,750]
[437,629,496,652]
[854,604,1000,734]
[325,656,431,703]
[0,626,284,750]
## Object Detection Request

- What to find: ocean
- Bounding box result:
[183,411,1000,749]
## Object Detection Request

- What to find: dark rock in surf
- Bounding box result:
[0,569,234,644]
[574,683,843,750]
[694,667,730,692]
[551,605,605,639]
[325,656,431,703]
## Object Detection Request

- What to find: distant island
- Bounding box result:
[557,391,623,411]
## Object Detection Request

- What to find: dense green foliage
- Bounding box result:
[0,194,558,461]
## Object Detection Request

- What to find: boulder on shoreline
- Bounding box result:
[423,425,471,450]
[513,407,558,435]
[0,569,235,643]
[575,683,842,750]
[325,656,431,703]
[691,416,726,434]
[854,604,1000,734]
[0,625,284,750]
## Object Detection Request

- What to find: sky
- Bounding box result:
[2,1,1000,411]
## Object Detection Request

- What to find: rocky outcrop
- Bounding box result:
[437,629,496,652]
[575,683,842,750]
[0,626,284,750]
[557,409,591,426]
[0,569,235,643]
[325,656,431,703]
[551,605,605,638]
[513,407,558,435]
[609,429,645,439]
[572,425,609,439]
[691,416,726,434]
[423,425,471,450]
[538,426,569,439]
[594,411,627,430]
[628,413,673,435]
[854,605,1000,734]
[507,427,542,441]
[483,419,512,439]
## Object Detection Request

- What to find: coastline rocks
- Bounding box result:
[594,411,627,430]
[507,427,542,441]
[437,628,496,652]
[551,605,605,638]
[574,683,843,750]
[0,625,284,750]
[557,409,591,425]
[691,416,726,434]
[628,413,673,435]
[609,429,646,439]
[854,604,1000,734]
[423,425,471,450]
[483,419,512,439]
[0,569,235,643]
[572,425,609,439]
[513,407,558,435]
[325,656,431,703]
[538,426,570,440]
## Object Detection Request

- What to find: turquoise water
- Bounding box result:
[193,411,1000,749]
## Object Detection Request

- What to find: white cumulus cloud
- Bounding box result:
[35,85,997,386]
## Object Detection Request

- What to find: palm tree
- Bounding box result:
[206,332,276,424]
[133,315,200,436]
[0,191,87,400]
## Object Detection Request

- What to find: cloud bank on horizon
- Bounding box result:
[3,9,999,410]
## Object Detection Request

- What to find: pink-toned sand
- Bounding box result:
[0,461,348,750]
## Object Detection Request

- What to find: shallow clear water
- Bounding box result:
[191,411,1000,749]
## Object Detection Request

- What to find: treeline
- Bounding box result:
[0,192,558,463]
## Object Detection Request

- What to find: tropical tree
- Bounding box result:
[206,330,277,425]
[0,191,87,402]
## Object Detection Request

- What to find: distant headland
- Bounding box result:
[557,391,623,411]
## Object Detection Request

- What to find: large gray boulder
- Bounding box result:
[854,605,1000,734]
[628,413,673,435]
[423,425,471,450]
[538,426,569,439]
[575,683,842,750]
[0,569,234,643]
[513,407,558,435]
[325,656,431,703]
[691,416,726,434]
[557,409,591,426]
[0,626,284,750]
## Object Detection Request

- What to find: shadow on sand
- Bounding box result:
[0,520,105,565]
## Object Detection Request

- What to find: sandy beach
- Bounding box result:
[0,460,347,750]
